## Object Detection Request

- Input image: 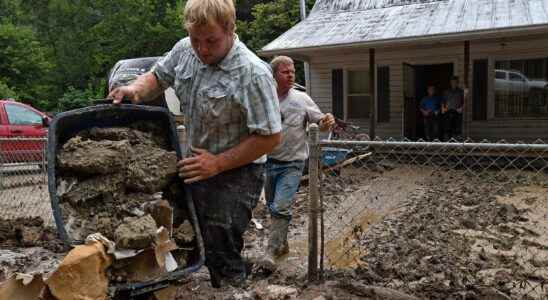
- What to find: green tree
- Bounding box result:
[20,0,186,105]
[0,0,23,23]
[0,22,56,107]
[237,0,315,84]
[238,0,314,51]
[56,85,105,111]
[0,80,18,99]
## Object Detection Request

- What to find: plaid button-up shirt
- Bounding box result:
[153,37,281,162]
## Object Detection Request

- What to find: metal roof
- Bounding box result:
[261,0,548,53]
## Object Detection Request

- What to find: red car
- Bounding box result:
[0,100,50,163]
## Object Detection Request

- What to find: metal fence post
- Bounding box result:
[308,123,320,282]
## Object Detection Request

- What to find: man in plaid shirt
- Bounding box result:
[109,0,281,288]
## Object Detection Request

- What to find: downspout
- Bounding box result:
[300,0,310,93]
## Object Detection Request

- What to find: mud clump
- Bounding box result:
[114,215,158,249]
[58,137,132,175]
[0,217,64,253]
[56,123,180,246]
[127,144,178,193]
[173,220,195,245]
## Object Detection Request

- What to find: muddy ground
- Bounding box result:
[175,166,548,300]
[1,165,547,299]
[0,217,64,283]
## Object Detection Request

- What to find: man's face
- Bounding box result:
[450,79,458,89]
[188,21,233,66]
[427,86,435,96]
[275,63,295,94]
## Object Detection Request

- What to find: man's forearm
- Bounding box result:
[216,133,281,173]
[132,72,166,103]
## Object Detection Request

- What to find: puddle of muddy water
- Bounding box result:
[320,166,431,269]
[325,210,380,269]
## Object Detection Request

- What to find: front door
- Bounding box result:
[403,63,454,140]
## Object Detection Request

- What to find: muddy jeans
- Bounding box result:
[191,163,265,287]
[265,159,306,221]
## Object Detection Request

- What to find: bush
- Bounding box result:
[0,80,18,99]
[57,85,104,112]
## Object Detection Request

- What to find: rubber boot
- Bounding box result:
[269,217,290,257]
[257,217,290,272]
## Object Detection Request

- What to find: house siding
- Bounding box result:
[305,34,548,142]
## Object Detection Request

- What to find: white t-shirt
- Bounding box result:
[268,88,324,162]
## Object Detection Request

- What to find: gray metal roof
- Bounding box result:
[262,0,548,53]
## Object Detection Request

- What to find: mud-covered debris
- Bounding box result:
[144,200,174,234]
[109,249,164,283]
[83,126,165,148]
[128,121,170,148]
[61,191,156,242]
[114,215,158,249]
[58,137,132,175]
[173,220,195,245]
[0,217,63,253]
[126,145,178,193]
[56,124,178,242]
[253,284,298,300]
[59,173,125,205]
[0,273,47,300]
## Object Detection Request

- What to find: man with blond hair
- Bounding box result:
[263,56,334,268]
[108,0,281,287]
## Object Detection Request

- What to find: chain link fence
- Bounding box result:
[307,125,548,299]
[0,137,53,226]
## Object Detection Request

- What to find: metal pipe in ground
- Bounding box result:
[308,124,320,282]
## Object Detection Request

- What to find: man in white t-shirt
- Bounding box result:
[264,56,334,267]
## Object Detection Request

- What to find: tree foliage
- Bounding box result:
[0,80,18,99]
[0,22,56,107]
[0,0,314,111]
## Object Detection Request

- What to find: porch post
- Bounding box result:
[464,41,470,138]
[300,0,311,92]
[369,48,376,139]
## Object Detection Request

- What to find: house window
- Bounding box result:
[494,58,548,118]
[347,70,370,119]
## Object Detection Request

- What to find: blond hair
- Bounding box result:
[270,56,294,74]
[184,0,236,32]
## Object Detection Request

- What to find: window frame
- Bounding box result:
[344,69,371,120]
[489,55,548,120]
[5,103,43,126]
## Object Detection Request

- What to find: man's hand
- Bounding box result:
[107,85,141,104]
[319,113,335,132]
[107,72,164,104]
[178,147,222,184]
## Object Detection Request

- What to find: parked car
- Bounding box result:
[495,69,548,105]
[108,57,182,115]
[0,100,50,164]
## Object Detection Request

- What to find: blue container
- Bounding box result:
[321,147,352,166]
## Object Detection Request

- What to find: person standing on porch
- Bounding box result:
[442,76,464,140]
[420,84,440,141]
[263,56,335,268]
